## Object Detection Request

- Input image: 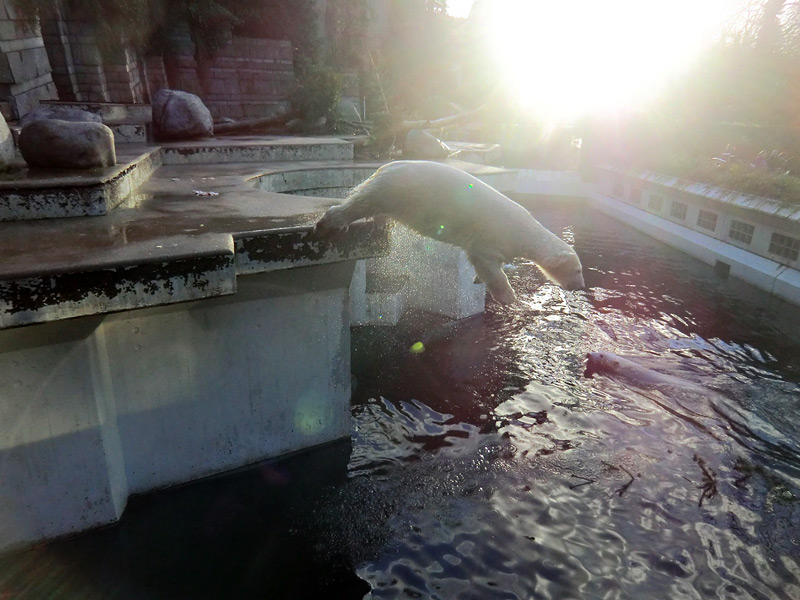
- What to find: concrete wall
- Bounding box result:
[598,167,800,272]
[516,167,800,306]
[0,0,58,119]
[0,263,355,551]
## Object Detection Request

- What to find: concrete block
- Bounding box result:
[0,317,127,551]
[103,264,355,494]
[5,50,35,81]
[9,79,58,118]
[366,226,486,320]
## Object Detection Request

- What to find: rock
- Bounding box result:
[152,89,214,141]
[19,119,116,169]
[403,129,451,160]
[20,106,102,129]
[0,112,16,170]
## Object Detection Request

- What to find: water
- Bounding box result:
[2,203,799,599]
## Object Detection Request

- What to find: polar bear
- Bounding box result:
[314,160,585,303]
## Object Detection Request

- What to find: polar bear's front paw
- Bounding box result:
[314,205,351,236]
[487,282,517,305]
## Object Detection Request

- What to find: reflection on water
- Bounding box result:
[2,205,799,599]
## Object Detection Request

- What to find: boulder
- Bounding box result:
[152,89,214,141]
[20,106,102,129]
[19,119,116,169]
[403,129,452,160]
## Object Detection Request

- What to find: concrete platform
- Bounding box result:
[0,137,392,550]
[0,152,393,328]
[0,138,521,550]
[0,145,162,221]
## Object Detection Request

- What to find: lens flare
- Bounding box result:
[478,0,743,119]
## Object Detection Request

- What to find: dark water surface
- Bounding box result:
[2,203,799,599]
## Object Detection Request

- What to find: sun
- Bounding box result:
[476,0,743,121]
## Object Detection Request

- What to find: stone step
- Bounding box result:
[160,136,354,165]
[0,146,162,222]
[39,100,152,122]
[106,119,153,144]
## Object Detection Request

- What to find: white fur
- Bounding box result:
[315,161,585,303]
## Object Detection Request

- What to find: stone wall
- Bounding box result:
[102,43,144,104]
[0,0,57,119]
[38,6,81,101]
[167,25,294,120]
[0,3,329,121]
[40,15,146,105]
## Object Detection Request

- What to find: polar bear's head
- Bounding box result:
[536,251,585,290]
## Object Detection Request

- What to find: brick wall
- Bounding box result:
[39,6,81,101]
[103,44,144,104]
[167,25,295,120]
[1,6,300,121]
[0,0,58,119]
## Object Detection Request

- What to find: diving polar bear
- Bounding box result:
[314,160,585,303]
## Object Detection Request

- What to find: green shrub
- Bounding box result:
[683,162,800,205]
[290,63,342,124]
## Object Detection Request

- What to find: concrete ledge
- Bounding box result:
[0,146,162,221]
[235,221,389,275]
[517,169,595,197]
[0,155,395,329]
[106,120,152,144]
[161,136,354,165]
[40,99,153,121]
[0,233,237,328]
[253,164,381,195]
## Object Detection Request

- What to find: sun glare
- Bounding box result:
[477,0,744,120]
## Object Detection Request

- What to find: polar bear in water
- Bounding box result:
[314,161,585,303]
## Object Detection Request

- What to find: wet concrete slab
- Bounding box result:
[0,139,517,328]
[0,145,390,328]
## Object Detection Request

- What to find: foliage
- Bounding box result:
[289,61,342,124]
[583,0,800,204]
[183,0,240,53]
[324,0,369,70]
[378,0,466,117]
[12,0,158,52]
[222,0,318,62]
[689,162,800,204]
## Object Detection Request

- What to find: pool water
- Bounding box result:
[2,202,799,599]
